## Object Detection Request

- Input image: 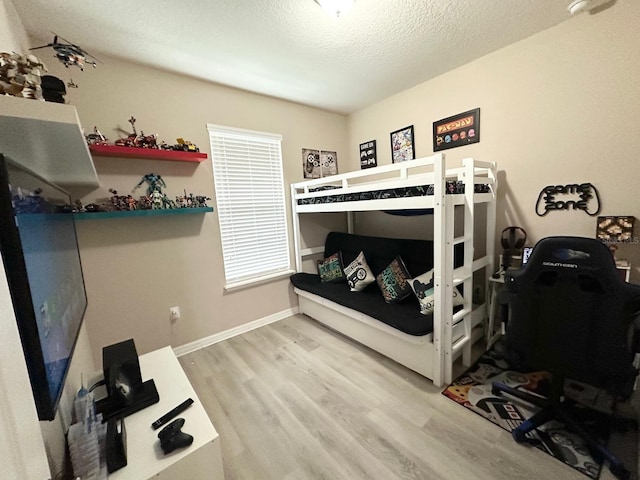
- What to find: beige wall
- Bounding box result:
[347,1,640,280]
[3,0,639,476]
[39,57,348,363]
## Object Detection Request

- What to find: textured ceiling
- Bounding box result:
[13,0,584,114]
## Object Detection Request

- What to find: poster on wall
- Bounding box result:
[302,148,321,178]
[390,126,415,163]
[320,150,338,177]
[359,140,377,169]
[302,148,338,178]
[433,108,480,151]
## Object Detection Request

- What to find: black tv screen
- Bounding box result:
[0,154,87,421]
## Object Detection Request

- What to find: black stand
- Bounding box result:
[96,379,159,422]
[492,375,631,480]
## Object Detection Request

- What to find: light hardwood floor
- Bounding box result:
[179,314,632,480]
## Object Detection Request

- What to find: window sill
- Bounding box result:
[224,269,295,292]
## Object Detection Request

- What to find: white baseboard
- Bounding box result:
[172,307,299,357]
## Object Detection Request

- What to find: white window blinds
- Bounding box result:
[208,124,291,289]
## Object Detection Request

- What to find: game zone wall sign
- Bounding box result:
[535,183,601,217]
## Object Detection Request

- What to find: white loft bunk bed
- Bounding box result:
[290,153,498,387]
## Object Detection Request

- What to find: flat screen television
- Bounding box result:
[0,154,87,421]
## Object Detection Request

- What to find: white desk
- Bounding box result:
[106,346,224,480]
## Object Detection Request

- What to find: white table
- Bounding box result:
[105,346,224,480]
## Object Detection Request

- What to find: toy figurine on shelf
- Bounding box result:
[138,196,152,210]
[162,194,176,209]
[85,126,107,145]
[73,199,85,213]
[160,138,200,152]
[134,173,166,196]
[0,52,47,100]
[150,190,163,209]
[126,195,137,211]
[108,188,129,211]
[194,195,211,208]
[115,116,158,149]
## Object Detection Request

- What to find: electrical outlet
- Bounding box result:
[170,306,181,322]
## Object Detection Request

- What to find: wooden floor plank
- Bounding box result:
[180,314,626,480]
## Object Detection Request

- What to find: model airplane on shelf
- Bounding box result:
[30,34,100,71]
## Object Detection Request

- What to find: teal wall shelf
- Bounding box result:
[74,207,213,220]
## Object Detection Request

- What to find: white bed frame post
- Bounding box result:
[291,183,303,272]
[432,153,447,387]
[485,162,498,332]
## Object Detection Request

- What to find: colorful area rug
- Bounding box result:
[442,344,631,479]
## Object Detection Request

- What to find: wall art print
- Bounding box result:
[302,148,338,179]
[321,150,338,177]
[596,216,635,243]
[390,126,415,163]
[433,108,480,151]
[359,140,377,169]
[302,148,321,179]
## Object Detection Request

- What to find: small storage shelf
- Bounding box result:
[89,144,207,163]
[74,206,213,220]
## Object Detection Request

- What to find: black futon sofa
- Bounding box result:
[290,231,463,336]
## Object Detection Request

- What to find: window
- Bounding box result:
[208,124,291,289]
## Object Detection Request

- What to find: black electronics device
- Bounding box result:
[106,416,127,473]
[95,339,159,421]
[103,339,143,400]
[152,398,194,430]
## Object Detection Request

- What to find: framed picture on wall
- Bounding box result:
[359,140,377,169]
[390,126,415,163]
[433,108,480,151]
[320,150,338,176]
[302,148,321,178]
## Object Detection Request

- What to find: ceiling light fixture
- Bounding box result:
[314,0,355,18]
[568,0,592,14]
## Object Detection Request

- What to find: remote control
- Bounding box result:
[151,398,194,430]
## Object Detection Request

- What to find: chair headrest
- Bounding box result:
[517,236,619,281]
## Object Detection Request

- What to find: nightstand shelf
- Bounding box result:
[89,144,207,163]
[74,207,213,220]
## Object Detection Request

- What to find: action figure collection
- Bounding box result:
[75,173,211,213]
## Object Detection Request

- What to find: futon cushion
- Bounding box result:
[290,272,433,336]
[317,252,345,283]
[291,231,466,336]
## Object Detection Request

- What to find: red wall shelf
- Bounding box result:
[89,144,208,163]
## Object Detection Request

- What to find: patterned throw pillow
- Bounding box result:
[343,251,375,291]
[317,252,346,283]
[409,269,464,315]
[376,256,413,304]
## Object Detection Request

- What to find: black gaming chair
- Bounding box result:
[492,236,640,480]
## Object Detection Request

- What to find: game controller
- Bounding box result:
[158,418,193,454]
